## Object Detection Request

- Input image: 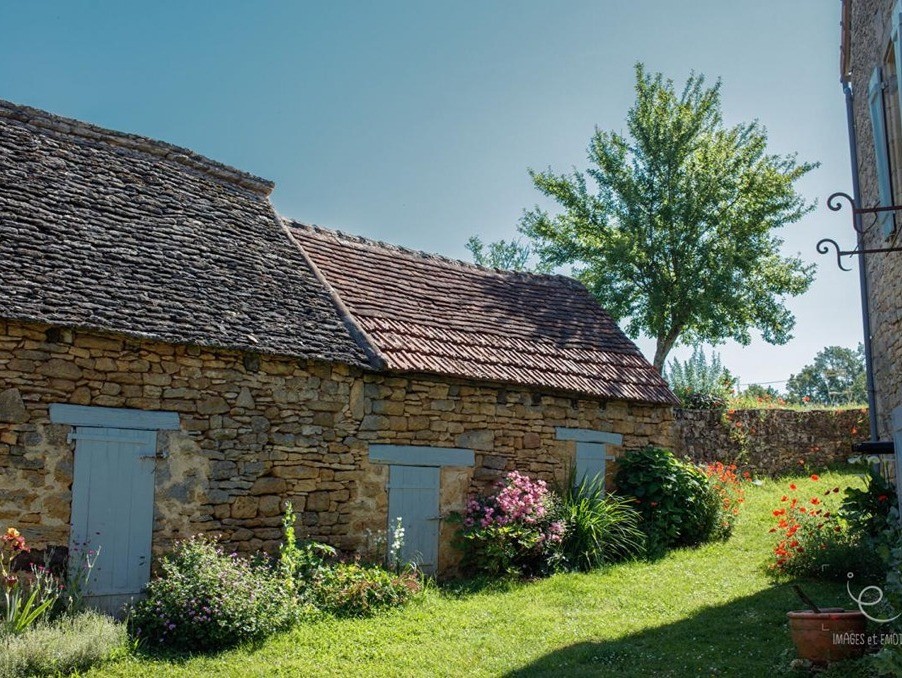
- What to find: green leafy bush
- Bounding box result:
[842,466,898,541]
[869,511,902,674]
[0,610,128,678]
[557,474,645,571]
[129,535,300,651]
[664,347,736,410]
[450,471,566,577]
[308,563,420,617]
[279,503,419,617]
[615,447,721,553]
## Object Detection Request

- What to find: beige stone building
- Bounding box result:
[841,1,902,500]
[0,100,674,602]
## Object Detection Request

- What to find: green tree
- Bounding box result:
[786,345,867,406]
[517,64,816,370]
[465,235,533,271]
[737,383,783,403]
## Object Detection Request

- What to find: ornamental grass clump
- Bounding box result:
[766,474,882,581]
[129,535,300,652]
[558,473,646,571]
[452,470,566,577]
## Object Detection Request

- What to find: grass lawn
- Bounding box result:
[90,469,868,677]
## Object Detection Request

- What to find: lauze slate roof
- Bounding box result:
[0,99,675,405]
[289,223,678,405]
[0,100,368,366]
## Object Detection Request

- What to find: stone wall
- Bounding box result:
[848,0,902,439]
[674,408,869,476]
[0,319,674,573]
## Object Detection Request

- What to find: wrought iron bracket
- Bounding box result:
[819,191,902,270]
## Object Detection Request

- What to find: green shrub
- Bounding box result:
[615,447,721,553]
[842,466,899,541]
[0,610,128,677]
[664,346,736,410]
[129,535,300,652]
[277,504,419,617]
[557,474,645,571]
[308,562,420,617]
[869,512,902,674]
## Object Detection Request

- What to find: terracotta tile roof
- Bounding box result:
[289,223,678,405]
[0,100,369,366]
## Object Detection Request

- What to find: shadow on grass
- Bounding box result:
[505,580,860,677]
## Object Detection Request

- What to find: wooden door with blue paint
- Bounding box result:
[387,465,440,573]
[69,427,156,612]
[574,441,608,488]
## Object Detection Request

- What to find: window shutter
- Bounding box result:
[869,66,895,237]
[893,1,902,237]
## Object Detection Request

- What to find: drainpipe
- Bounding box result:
[843,79,879,441]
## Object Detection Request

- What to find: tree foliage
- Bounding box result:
[518,64,817,370]
[465,235,534,272]
[786,345,867,406]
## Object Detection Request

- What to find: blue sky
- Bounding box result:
[1,1,860,388]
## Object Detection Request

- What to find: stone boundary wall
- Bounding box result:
[674,408,869,476]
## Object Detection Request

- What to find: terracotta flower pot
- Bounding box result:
[787,608,867,664]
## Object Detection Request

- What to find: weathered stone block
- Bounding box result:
[455,429,494,451]
[37,359,82,380]
[251,477,287,495]
[236,386,255,409]
[231,496,258,519]
[360,414,389,431]
[0,389,28,423]
[306,492,330,511]
[197,396,230,415]
[258,495,282,517]
[523,432,541,449]
[272,465,318,479]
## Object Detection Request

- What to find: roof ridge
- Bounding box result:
[0,99,275,196]
[285,219,580,287]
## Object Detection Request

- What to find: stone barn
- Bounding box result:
[0,99,675,606]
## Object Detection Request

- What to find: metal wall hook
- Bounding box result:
[816,238,853,271]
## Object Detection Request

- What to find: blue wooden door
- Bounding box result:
[574,441,608,488]
[69,427,156,611]
[387,465,440,573]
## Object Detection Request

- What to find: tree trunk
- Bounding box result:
[652,329,680,373]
